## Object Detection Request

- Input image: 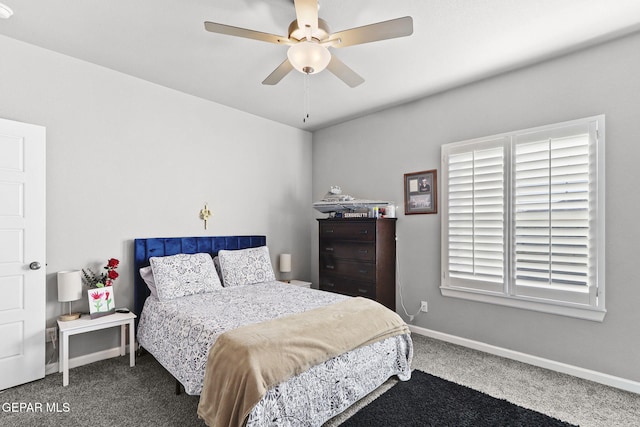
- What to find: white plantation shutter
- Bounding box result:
[441,116,605,320]
[447,144,505,293]
[513,128,595,304]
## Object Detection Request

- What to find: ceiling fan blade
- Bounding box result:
[330,16,413,48]
[326,56,364,88]
[294,0,319,33]
[204,21,290,45]
[262,59,295,85]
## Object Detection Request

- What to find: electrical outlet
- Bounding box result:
[46,327,57,343]
[420,301,428,312]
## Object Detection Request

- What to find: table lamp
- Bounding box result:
[58,270,82,321]
[279,253,292,283]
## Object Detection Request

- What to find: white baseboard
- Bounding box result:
[45,345,132,376]
[409,325,640,395]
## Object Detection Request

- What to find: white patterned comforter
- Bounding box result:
[137,281,413,426]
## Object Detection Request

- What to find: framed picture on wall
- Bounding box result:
[404,169,438,215]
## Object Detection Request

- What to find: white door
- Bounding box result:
[0,118,46,390]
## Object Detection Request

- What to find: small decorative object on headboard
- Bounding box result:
[199,203,212,229]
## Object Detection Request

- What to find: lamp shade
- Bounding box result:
[287,41,331,75]
[279,254,292,273]
[57,270,82,302]
[0,3,13,19]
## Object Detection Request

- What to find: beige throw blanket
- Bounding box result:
[197,297,410,427]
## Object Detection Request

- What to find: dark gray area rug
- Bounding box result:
[340,370,577,427]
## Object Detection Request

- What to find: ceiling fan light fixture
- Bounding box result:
[287,41,331,74]
[0,3,13,19]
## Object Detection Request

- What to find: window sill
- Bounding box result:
[440,286,606,322]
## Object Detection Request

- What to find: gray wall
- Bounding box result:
[0,35,312,359]
[312,31,640,382]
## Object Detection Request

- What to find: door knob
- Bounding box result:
[29,261,41,270]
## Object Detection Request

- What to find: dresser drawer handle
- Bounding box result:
[326,265,335,270]
[325,247,334,252]
[358,269,369,274]
[326,282,335,288]
[357,288,369,294]
[359,229,369,235]
[358,249,369,254]
[325,229,334,233]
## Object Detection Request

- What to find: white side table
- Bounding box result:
[288,280,312,288]
[57,310,136,386]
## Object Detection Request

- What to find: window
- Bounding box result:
[441,116,605,321]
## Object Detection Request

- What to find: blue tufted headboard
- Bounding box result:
[133,235,266,326]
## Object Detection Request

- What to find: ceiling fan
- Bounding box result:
[204,0,413,87]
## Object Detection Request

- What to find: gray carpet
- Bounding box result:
[1,334,638,426]
[327,335,640,427]
[0,351,203,427]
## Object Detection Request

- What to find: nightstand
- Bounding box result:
[57,310,136,386]
[287,280,312,288]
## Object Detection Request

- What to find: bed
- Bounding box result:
[134,236,412,427]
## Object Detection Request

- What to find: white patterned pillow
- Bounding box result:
[218,246,276,287]
[149,253,222,301]
[212,256,223,285]
[139,266,158,298]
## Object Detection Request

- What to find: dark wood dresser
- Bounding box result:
[318,218,397,310]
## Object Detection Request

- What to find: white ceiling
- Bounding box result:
[1,0,639,131]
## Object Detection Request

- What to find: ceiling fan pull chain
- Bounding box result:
[303,72,310,123]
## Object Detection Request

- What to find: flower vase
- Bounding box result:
[87,286,116,319]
